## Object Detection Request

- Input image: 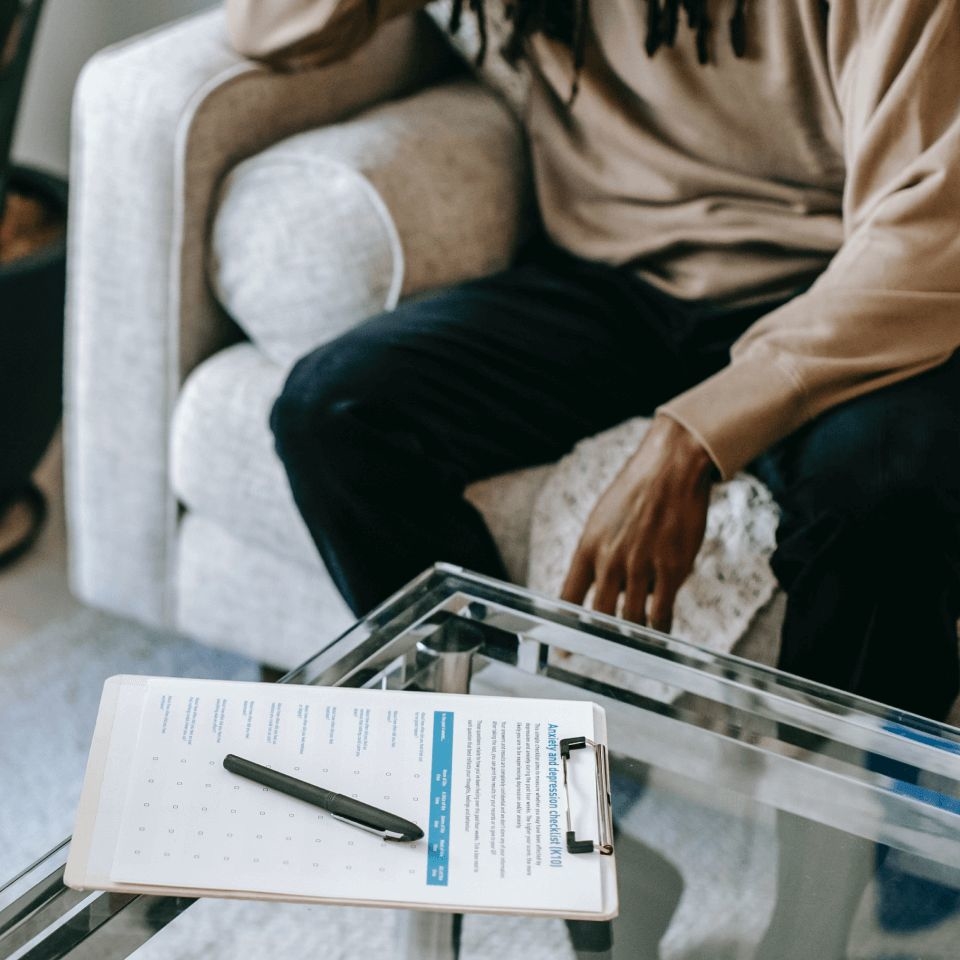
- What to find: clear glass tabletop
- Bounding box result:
[3,564,960,960]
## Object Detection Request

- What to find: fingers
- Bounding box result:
[591,560,622,615]
[647,576,678,633]
[648,558,690,632]
[560,550,594,606]
[620,575,649,625]
[622,569,680,631]
[563,550,687,632]
[563,541,656,624]
[563,545,632,619]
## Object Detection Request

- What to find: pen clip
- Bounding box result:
[331,813,406,842]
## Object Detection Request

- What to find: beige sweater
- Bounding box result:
[227,0,960,479]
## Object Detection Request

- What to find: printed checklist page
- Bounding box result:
[108,678,608,914]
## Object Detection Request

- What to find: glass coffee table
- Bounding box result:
[3,565,960,960]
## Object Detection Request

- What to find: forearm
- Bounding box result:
[661,0,960,479]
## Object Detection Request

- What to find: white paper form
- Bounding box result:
[108,678,606,914]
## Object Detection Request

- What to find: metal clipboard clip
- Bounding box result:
[559,736,614,855]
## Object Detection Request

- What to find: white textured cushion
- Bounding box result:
[210,79,529,367]
[176,512,354,666]
[171,346,317,570]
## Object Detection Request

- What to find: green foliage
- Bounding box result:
[0,0,46,220]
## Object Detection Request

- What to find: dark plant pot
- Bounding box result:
[0,164,67,500]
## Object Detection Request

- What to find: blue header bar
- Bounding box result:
[427,711,454,886]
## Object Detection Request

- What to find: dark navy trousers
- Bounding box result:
[271,238,960,721]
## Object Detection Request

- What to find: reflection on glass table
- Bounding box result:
[2,564,960,960]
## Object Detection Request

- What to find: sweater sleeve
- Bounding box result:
[226,0,428,68]
[658,0,960,480]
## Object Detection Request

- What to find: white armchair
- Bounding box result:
[66,6,784,669]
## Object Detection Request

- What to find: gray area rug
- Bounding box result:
[0,607,262,877]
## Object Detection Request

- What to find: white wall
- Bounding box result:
[13,0,216,176]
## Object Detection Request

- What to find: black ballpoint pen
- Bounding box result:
[223,754,424,843]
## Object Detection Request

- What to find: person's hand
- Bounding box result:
[560,415,717,632]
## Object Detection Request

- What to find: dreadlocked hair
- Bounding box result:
[447,0,749,105]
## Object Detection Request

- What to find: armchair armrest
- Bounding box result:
[210,77,532,366]
[65,6,458,625]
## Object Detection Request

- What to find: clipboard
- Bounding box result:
[66,676,619,920]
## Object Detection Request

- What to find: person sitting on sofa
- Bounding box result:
[227,0,960,724]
